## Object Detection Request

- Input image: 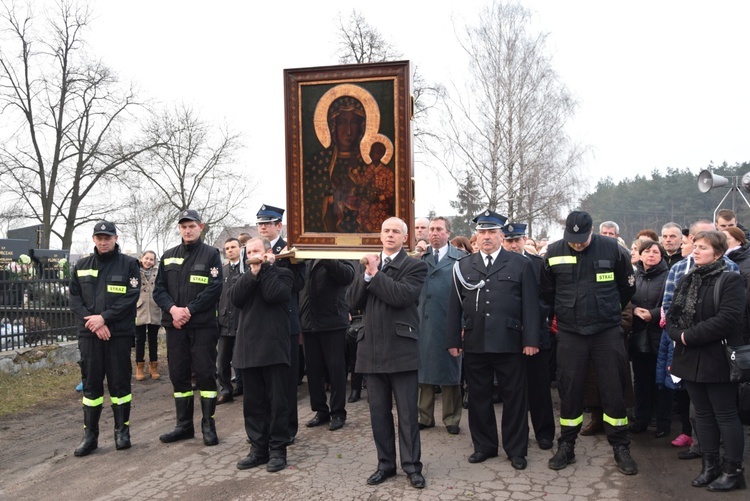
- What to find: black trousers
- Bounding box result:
[240,364,289,458]
[303,328,347,420]
[526,348,556,441]
[557,326,629,447]
[675,388,693,436]
[166,326,218,394]
[366,371,422,474]
[685,380,745,462]
[464,351,528,457]
[216,335,236,396]
[549,333,558,382]
[79,335,132,405]
[135,324,159,363]
[345,338,362,390]
[287,333,300,439]
[632,352,670,430]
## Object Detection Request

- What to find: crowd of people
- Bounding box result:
[67,206,747,492]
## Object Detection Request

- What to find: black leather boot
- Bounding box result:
[707,459,746,492]
[74,405,102,457]
[201,397,218,446]
[613,445,638,475]
[548,441,576,470]
[348,373,362,403]
[691,454,721,487]
[159,396,195,443]
[112,402,131,450]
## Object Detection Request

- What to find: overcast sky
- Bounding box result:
[74,1,750,245]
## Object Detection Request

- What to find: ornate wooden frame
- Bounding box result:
[284,61,413,255]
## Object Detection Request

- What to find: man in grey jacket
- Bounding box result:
[347,217,428,490]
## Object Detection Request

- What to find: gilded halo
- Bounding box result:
[312,83,394,164]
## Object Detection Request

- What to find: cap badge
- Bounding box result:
[508,225,514,232]
[182,210,188,216]
[100,224,106,230]
[261,205,266,210]
[484,210,490,216]
[573,224,579,232]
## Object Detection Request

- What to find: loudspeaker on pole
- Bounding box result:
[697,170,730,193]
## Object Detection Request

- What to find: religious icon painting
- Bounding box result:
[284,61,414,253]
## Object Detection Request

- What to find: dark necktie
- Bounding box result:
[433,249,439,265]
[381,256,392,271]
[485,254,493,271]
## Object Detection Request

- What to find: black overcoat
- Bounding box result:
[346,248,428,374]
[229,263,294,369]
[668,270,745,382]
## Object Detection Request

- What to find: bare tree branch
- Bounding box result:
[128,104,254,242]
[335,10,402,64]
[0,0,159,249]
[433,1,587,236]
[334,9,445,165]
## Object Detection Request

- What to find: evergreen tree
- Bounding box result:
[579,162,750,243]
[450,172,484,237]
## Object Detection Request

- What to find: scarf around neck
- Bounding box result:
[666,258,726,330]
[141,267,154,280]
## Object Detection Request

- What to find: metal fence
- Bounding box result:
[0,266,76,351]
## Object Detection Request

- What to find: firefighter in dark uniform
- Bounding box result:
[501,222,556,451]
[541,210,638,475]
[69,221,140,457]
[447,210,541,471]
[154,209,223,446]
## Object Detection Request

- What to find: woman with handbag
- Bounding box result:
[628,240,669,436]
[667,230,746,492]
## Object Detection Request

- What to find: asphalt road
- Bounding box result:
[0,373,748,500]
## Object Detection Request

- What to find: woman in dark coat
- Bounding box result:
[667,230,746,492]
[628,240,669,436]
[723,226,750,344]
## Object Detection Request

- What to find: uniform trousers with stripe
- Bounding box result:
[556,326,629,447]
[79,335,132,404]
[166,326,218,393]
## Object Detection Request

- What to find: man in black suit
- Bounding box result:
[256,204,305,445]
[501,222,556,451]
[229,237,294,473]
[447,210,541,471]
[346,217,428,490]
[300,259,355,431]
[216,237,243,404]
